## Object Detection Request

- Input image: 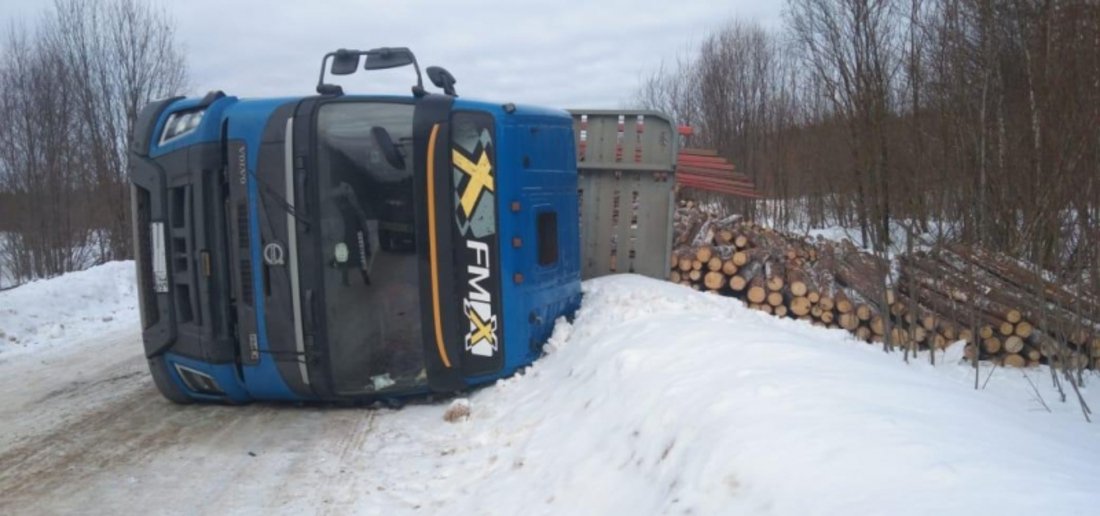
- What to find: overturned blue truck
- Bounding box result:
[130,47,677,403]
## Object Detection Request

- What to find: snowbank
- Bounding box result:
[0,261,137,357]
[442,275,1100,515]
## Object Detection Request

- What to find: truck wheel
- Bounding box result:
[147,356,194,404]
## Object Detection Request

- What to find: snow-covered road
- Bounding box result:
[2,264,1100,515]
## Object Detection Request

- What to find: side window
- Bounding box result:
[537,211,558,266]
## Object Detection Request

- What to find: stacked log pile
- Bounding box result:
[668,216,891,343]
[669,202,1100,369]
[895,246,1100,369]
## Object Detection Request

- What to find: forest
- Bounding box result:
[0,0,186,284]
[637,0,1098,291]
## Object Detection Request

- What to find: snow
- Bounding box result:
[0,260,137,357]
[1,265,1099,514]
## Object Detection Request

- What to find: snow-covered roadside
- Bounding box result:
[0,260,137,358]
[427,276,1100,515]
[1,266,1098,515]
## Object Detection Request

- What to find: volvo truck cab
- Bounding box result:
[130,47,581,403]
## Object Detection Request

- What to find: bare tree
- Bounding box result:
[48,0,188,261]
[0,0,187,284]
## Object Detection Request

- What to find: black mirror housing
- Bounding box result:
[364,47,415,70]
[330,49,361,76]
[426,66,457,96]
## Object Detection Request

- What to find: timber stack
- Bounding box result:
[669,201,1100,370]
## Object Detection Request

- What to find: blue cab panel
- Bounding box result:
[129,90,581,404]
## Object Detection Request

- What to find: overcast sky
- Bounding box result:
[2,0,782,108]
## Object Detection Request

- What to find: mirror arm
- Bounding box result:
[316,52,333,94]
[410,56,426,98]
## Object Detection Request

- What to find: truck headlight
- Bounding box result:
[159,108,205,144]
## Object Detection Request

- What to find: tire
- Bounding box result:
[147,355,194,404]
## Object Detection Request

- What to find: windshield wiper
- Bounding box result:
[332,182,374,285]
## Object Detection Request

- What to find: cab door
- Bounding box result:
[415,97,506,388]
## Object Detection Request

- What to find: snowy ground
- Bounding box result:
[1,264,1099,515]
[0,261,138,356]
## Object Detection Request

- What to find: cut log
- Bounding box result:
[773,304,788,318]
[695,245,714,264]
[789,296,812,317]
[729,275,748,292]
[764,261,786,292]
[831,242,893,313]
[707,256,723,272]
[677,256,693,273]
[890,327,911,347]
[941,323,957,341]
[728,261,764,293]
[787,268,808,297]
[1025,347,1041,361]
[834,291,853,314]
[766,275,784,292]
[856,304,873,322]
[1003,354,1026,368]
[839,312,860,331]
[870,315,886,336]
[766,291,783,307]
[747,277,767,304]
[982,337,1002,354]
[896,280,1014,339]
[704,271,726,291]
[1003,335,1025,354]
[721,260,738,276]
[716,228,734,245]
[669,270,682,283]
[1014,321,1034,339]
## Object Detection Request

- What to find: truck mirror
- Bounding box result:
[363,47,414,70]
[330,49,360,76]
[426,66,457,96]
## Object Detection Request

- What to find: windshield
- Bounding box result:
[315,101,424,395]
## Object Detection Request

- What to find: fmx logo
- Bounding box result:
[463,240,498,357]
